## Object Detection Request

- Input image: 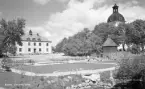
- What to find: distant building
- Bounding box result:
[104,3,128,51]
[16,30,52,55]
[102,36,118,56]
[107,4,125,26]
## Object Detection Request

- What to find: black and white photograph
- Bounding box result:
[0,0,145,89]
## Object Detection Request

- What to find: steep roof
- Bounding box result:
[102,37,117,47]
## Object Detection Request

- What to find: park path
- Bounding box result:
[11,66,117,77]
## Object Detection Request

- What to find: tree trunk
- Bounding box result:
[122,43,125,51]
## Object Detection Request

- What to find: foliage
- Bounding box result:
[0,18,25,55]
[1,58,13,68]
[113,55,145,89]
[55,19,145,56]
[55,28,102,56]
[54,37,68,53]
[27,59,35,65]
[106,52,125,60]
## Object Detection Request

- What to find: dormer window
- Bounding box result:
[32,38,36,41]
[38,38,41,41]
[27,38,30,41]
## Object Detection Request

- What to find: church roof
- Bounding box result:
[107,4,125,23]
[102,37,117,47]
[107,13,125,23]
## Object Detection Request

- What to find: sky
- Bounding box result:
[0,0,145,46]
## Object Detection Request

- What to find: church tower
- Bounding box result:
[107,4,125,26]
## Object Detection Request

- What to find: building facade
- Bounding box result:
[102,36,118,56]
[16,30,52,54]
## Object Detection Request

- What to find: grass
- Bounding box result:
[16,63,115,73]
[0,69,33,88]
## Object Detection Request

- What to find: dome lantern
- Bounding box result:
[112,4,118,13]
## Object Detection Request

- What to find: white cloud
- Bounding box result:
[33,0,50,5]
[33,0,70,5]
[31,0,145,46]
[119,2,145,22]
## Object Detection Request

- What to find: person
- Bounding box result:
[87,56,90,62]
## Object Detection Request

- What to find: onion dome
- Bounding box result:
[107,4,125,23]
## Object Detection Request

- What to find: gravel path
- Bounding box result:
[11,66,117,77]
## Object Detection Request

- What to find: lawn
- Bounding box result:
[0,69,33,88]
[18,62,115,73]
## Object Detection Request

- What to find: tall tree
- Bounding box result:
[131,19,145,52]
[55,37,68,53]
[0,18,25,55]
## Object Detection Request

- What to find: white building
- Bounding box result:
[16,30,52,55]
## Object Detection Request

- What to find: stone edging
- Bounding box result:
[11,66,117,77]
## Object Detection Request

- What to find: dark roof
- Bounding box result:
[21,34,51,42]
[107,12,125,23]
[102,37,117,47]
[107,4,125,23]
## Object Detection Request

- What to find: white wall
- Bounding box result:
[16,41,52,54]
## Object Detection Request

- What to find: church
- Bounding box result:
[16,30,52,55]
[107,4,125,26]
[102,4,126,56]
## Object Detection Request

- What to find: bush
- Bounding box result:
[27,59,35,65]
[113,54,145,89]
[107,52,125,60]
[1,58,13,67]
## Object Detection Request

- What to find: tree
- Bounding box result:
[131,20,145,52]
[0,18,25,55]
[62,28,102,56]
[55,37,68,53]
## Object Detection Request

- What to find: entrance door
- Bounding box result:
[34,48,36,53]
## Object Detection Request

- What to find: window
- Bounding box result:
[39,48,41,52]
[46,48,48,52]
[27,38,30,40]
[38,38,41,41]
[19,48,22,52]
[28,42,30,46]
[34,42,36,46]
[32,38,36,41]
[39,43,41,46]
[46,43,49,46]
[28,48,31,52]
